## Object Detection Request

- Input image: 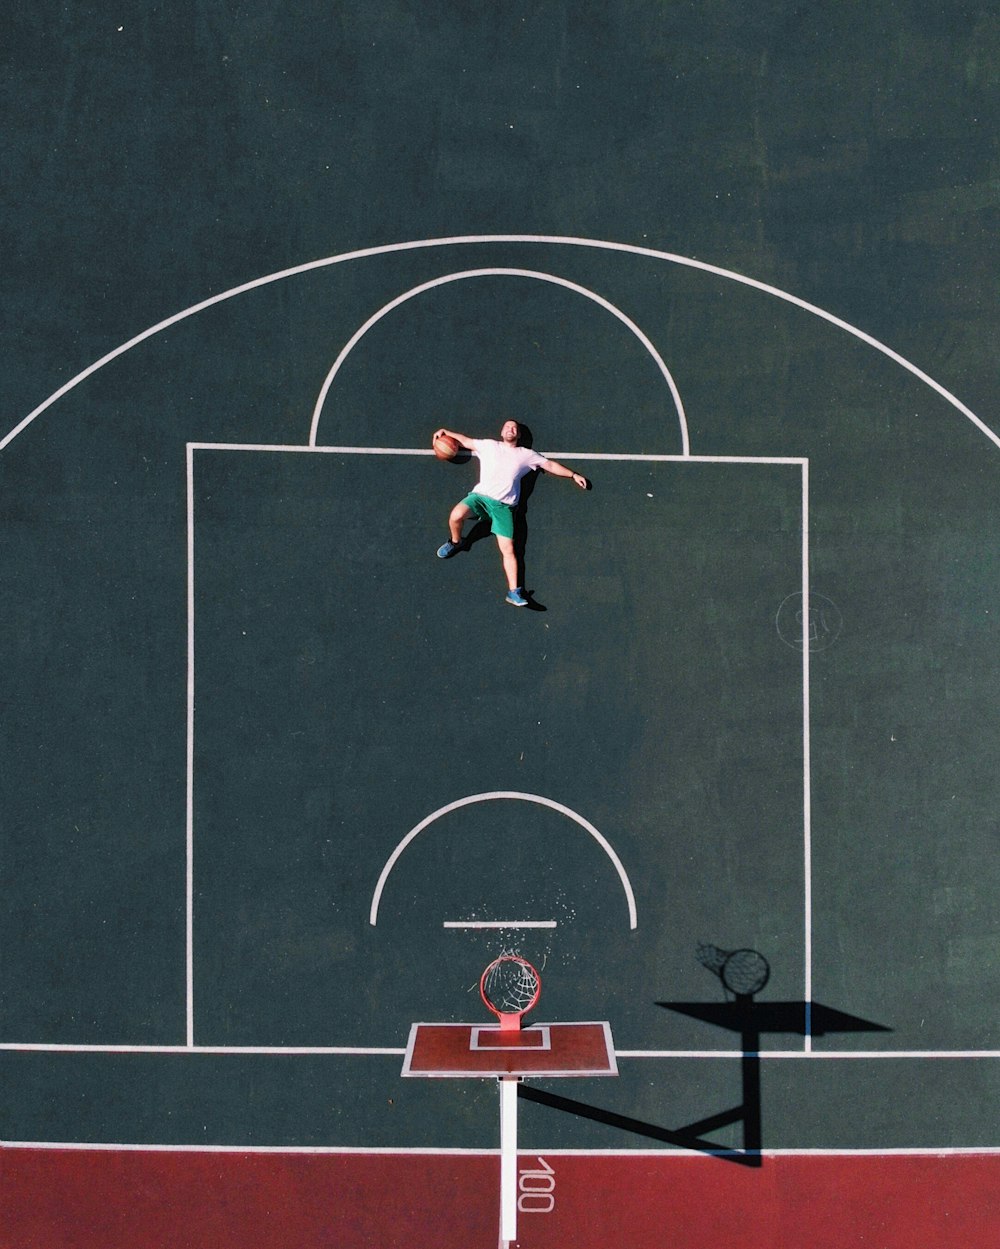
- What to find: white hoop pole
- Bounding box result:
[499,1076,519,1245]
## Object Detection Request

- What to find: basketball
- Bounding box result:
[433,432,460,461]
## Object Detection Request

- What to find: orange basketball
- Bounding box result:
[433,432,460,461]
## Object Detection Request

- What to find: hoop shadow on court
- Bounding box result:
[520,946,891,1168]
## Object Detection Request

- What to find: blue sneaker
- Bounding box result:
[437,539,462,558]
[505,587,529,607]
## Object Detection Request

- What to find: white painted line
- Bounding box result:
[0,1142,503,1154]
[540,453,809,465]
[527,1145,1000,1159]
[0,1044,406,1055]
[369,792,638,929]
[802,459,813,1051]
[615,1050,1000,1060]
[443,921,557,929]
[499,1076,519,1245]
[3,1140,997,1156]
[307,268,689,455]
[1,1044,997,1059]
[185,444,196,1049]
[3,1144,993,1159]
[190,444,807,464]
[472,1027,552,1053]
[189,443,434,455]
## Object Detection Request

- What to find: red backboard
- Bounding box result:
[401,1022,617,1078]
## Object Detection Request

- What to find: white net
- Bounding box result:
[481,956,541,1017]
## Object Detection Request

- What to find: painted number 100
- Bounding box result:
[518,1156,555,1214]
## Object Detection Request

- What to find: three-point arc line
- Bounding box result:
[368,791,639,929]
[6,234,995,455]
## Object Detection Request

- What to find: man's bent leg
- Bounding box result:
[438,502,474,559]
[449,502,473,543]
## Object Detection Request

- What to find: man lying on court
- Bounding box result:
[434,419,590,607]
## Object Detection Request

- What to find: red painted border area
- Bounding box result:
[0,1149,996,1248]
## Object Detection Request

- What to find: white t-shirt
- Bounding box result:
[471,439,547,506]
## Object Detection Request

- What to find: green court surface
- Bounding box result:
[3,3,999,1245]
[3,232,998,1143]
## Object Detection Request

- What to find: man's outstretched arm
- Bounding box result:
[540,458,590,490]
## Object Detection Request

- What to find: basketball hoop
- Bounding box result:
[479,954,541,1031]
[403,959,614,1248]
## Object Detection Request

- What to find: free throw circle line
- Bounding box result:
[308,266,689,453]
[369,790,638,929]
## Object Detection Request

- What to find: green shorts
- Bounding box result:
[462,492,515,540]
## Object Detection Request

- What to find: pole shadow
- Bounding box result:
[519,946,891,1167]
